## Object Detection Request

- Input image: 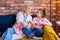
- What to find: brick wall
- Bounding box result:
[0,0,59,21]
[51,0,60,33]
[0,0,24,14]
[0,0,50,15]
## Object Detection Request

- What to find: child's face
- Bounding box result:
[37,11,43,17]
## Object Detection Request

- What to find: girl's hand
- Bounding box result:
[39,21,44,24]
[31,21,35,25]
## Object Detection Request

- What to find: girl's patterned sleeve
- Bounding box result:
[43,18,52,26]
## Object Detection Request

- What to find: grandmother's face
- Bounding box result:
[25,7,31,14]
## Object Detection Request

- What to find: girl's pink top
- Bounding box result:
[33,17,52,29]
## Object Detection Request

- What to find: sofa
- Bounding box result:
[0,14,60,40]
[43,25,60,40]
[18,25,60,40]
[0,14,16,36]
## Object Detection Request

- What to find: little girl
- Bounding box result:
[22,8,52,38]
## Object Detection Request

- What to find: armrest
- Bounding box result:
[56,21,60,26]
[43,25,60,40]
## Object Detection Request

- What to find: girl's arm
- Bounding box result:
[39,18,52,26]
[42,18,52,26]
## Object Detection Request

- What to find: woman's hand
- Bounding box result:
[31,21,35,25]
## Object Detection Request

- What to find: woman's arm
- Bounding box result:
[25,15,32,25]
[16,12,23,23]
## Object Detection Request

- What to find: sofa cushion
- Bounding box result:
[43,25,60,40]
[0,14,16,36]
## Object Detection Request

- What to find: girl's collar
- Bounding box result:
[37,16,43,19]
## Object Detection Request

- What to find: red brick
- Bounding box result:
[11,10,18,13]
[52,7,56,9]
[58,4,60,7]
[53,13,56,16]
[0,1,6,7]
[0,10,2,12]
[58,8,60,10]
[5,4,10,7]
[10,7,14,10]
[15,7,22,10]
[1,10,10,13]
[5,7,10,9]
[41,4,46,7]
[14,0,23,3]
[46,13,50,15]
[10,4,20,7]
[0,7,5,10]
[47,4,56,8]
[51,4,56,7]
[7,0,12,1]
[15,1,23,4]
[6,1,15,4]
[1,0,6,1]
[46,8,56,13]
[57,10,60,13]
[0,1,5,5]
[34,0,50,4]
